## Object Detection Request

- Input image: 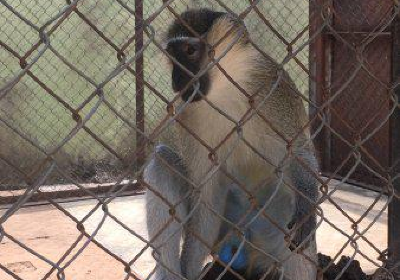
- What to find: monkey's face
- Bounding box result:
[164,9,226,102]
[164,9,249,103]
[165,37,210,102]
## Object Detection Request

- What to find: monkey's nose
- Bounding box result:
[182,40,202,59]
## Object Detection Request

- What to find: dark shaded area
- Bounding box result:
[202,262,245,280]
[318,253,369,280]
[201,253,375,280]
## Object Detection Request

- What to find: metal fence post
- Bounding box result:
[135,0,145,170]
[389,12,400,277]
[309,0,331,173]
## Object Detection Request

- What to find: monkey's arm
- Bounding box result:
[180,176,229,280]
[144,144,190,280]
[288,149,319,249]
[283,151,319,280]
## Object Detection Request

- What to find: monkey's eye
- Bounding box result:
[186,45,195,55]
[183,43,198,58]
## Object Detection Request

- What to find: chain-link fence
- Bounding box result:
[1,0,399,279]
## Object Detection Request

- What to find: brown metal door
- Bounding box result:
[311,0,393,189]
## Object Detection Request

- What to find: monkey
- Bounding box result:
[143,8,319,280]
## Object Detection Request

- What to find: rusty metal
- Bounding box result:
[0,182,142,206]
[309,0,331,172]
[312,0,394,188]
[135,0,146,171]
[388,12,400,277]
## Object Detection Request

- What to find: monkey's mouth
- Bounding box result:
[173,75,210,103]
[171,67,204,102]
[180,83,203,102]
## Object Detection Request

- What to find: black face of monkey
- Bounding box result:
[165,9,226,102]
[166,37,209,102]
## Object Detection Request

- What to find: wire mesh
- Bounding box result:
[0,0,399,280]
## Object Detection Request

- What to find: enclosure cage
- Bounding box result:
[0,0,400,279]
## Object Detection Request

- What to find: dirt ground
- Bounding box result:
[0,183,388,280]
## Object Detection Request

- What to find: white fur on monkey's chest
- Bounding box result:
[179,97,288,176]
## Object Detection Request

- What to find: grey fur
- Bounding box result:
[289,149,319,248]
[144,145,318,280]
[144,145,190,280]
[144,8,319,280]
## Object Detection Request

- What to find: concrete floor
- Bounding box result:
[0,183,388,280]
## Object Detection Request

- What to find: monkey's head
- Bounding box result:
[164,9,250,102]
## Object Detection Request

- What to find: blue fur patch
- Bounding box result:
[218,241,247,270]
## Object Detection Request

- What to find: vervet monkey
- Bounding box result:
[144,8,318,280]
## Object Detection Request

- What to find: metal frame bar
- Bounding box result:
[309,0,332,172]
[135,0,145,170]
[389,13,400,276]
